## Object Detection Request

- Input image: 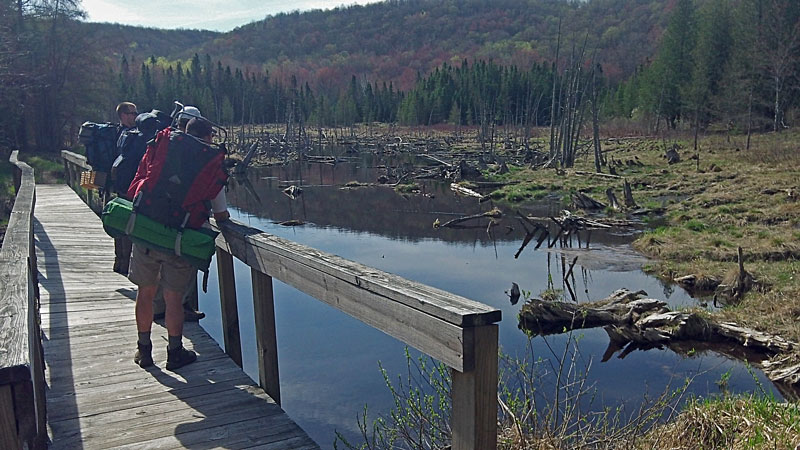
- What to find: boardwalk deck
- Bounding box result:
[35,185,319,449]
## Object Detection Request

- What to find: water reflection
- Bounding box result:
[197,155,780,448]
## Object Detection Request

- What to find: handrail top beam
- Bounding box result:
[0,152,35,384]
[215,220,501,327]
[61,150,91,170]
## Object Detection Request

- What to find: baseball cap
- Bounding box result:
[178,106,203,121]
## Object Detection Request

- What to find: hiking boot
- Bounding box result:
[166,346,197,371]
[134,343,154,368]
[183,304,205,322]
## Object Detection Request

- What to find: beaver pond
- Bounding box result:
[197,151,781,448]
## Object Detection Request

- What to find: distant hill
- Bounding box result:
[83,0,672,91]
[78,22,220,65]
[194,0,671,90]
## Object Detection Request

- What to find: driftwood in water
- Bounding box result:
[519,288,799,390]
[235,142,259,174]
[282,185,303,200]
[450,183,483,199]
[421,153,452,167]
[551,210,614,231]
[434,207,502,229]
[572,191,606,210]
[514,211,550,258]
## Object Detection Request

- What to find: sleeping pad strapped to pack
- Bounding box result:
[101,127,228,273]
[102,197,217,272]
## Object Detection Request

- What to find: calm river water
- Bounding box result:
[197,152,779,448]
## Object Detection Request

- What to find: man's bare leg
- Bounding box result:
[134,285,158,367]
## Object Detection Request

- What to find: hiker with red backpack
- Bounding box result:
[126,115,229,370]
[119,106,208,323]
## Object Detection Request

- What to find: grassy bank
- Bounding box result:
[639,394,800,449]
[485,130,799,344]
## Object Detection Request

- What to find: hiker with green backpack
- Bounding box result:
[103,113,229,370]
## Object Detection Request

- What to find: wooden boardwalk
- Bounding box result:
[35,185,319,449]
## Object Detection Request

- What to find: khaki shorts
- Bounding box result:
[128,244,196,293]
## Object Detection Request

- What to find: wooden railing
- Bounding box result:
[62,151,502,449]
[1,151,47,449]
[61,150,107,214]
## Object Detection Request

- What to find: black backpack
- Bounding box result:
[111,111,172,197]
[78,122,119,172]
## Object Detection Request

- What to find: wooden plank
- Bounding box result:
[216,247,243,368]
[451,324,498,450]
[0,257,32,385]
[49,386,284,448]
[111,414,317,450]
[0,384,20,449]
[252,269,280,405]
[35,184,318,449]
[216,220,501,327]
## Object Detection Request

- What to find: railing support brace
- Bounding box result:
[251,269,280,405]
[451,324,498,450]
[216,248,242,367]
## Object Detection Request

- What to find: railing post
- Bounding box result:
[251,269,280,405]
[451,324,498,450]
[0,385,20,448]
[215,247,242,367]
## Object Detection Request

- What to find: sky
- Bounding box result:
[81,0,383,32]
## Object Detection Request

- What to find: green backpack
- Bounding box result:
[101,197,218,273]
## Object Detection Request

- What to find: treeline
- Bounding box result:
[398,60,553,128]
[117,54,404,127]
[605,0,800,133]
[117,55,558,131]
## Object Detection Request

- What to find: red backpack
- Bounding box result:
[127,128,228,230]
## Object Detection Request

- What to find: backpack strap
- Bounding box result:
[125,192,143,235]
[173,212,191,257]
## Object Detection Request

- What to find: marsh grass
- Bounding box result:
[639,394,800,449]
[334,334,699,450]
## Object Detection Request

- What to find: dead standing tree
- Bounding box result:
[547,28,596,169]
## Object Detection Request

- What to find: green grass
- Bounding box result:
[0,158,13,227]
[24,155,64,184]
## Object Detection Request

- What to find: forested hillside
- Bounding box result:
[197,0,669,90]
[79,22,218,67]
[1,0,798,154]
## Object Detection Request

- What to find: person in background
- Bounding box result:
[177,105,202,131]
[111,101,137,275]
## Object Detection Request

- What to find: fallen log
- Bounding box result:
[235,142,259,174]
[434,207,502,229]
[450,183,483,199]
[518,288,800,391]
[572,192,607,210]
[571,169,623,179]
